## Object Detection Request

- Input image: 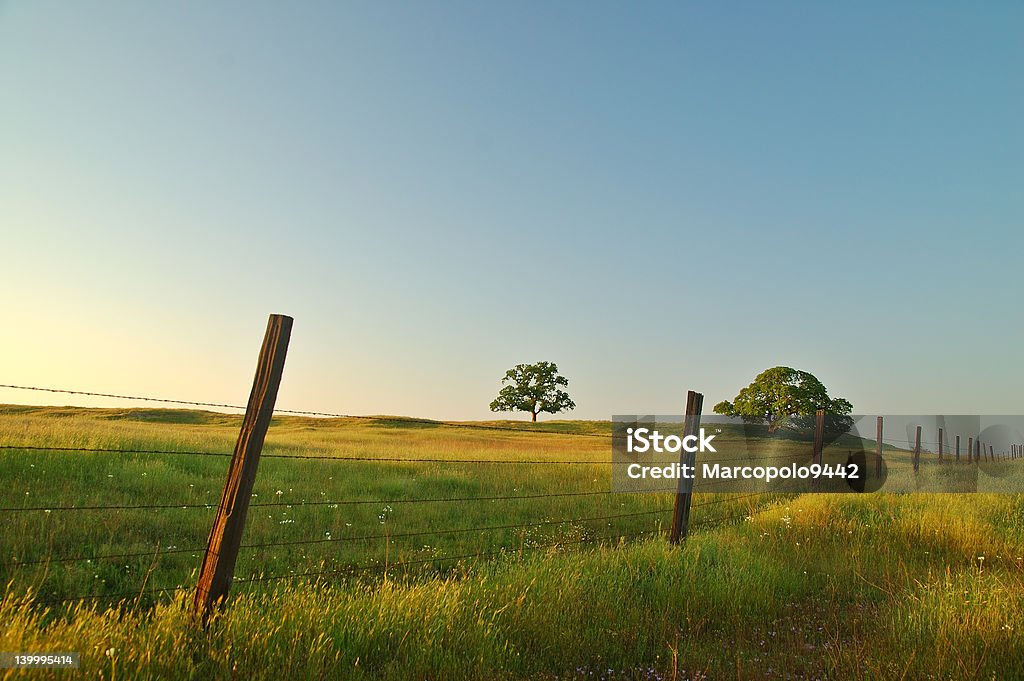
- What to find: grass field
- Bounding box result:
[1,405,1023,679]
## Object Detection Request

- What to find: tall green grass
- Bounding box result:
[1,405,1022,679]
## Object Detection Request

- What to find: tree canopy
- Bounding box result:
[713,366,853,433]
[489,361,575,422]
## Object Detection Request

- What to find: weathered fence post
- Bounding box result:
[955,435,961,464]
[912,426,922,473]
[669,390,703,545]
[990,445,994,461]
[969,437,975,464]
[975,438,981,463]
[938,428,943,462]
[875,416,883,478]
[810,409,825,490]
[194,314,293,621]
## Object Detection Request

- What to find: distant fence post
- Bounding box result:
[669,390,703,545]
[912,426,922,473]
[969,437,975,464]
[875,416,883,478]
[990,445,994,461]
[938,428,943,463]
[193,314,293,622]
[955,435,961,464]
[975,438,981,463]
[810,409,825,490]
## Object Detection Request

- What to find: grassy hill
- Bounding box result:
[1,405,1022,679]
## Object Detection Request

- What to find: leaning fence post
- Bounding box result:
[669,390,703,545]
[193,314,293,622]
[875,416,884,479]
[912,426,922,473]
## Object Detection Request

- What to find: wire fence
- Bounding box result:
[2,381,1019,609]
[0,384,611,438]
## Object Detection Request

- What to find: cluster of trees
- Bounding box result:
[713,366,853,432]
[488,362,852,430]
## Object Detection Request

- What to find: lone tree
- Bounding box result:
[489,361,575,422]
[713,366,853,433]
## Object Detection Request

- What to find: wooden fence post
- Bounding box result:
[875,416,883,479]
[938,428,943,462]
[975,438,980,463]
[955,435,960,464]
[912,426,922,473]
[811,409,825,490]
[990,445,994,461]
[669,390,703,545]
[193,314,293,621]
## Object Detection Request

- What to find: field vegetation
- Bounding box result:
[1,405,1022,679]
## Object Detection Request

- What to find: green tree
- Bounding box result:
[713,366,853,433]
[489,361,576,422]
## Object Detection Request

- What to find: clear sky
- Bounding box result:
[2,2,1021,421]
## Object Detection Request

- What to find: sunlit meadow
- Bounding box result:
[1,405,1022,679]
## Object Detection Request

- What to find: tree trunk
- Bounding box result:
[531,411,537,422]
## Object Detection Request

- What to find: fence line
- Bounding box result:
[0,384,610,439]
[3,316,1021,615]
[12,495,786,607]
[0,491,778,569]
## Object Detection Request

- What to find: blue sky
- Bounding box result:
[2,2,1021,420]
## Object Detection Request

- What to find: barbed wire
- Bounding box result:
[237,494,790,587]
[0,384,610,439]
[29,585,189,607]
[237,507,672,551]
[0,443,608,465]
[0,487,685,514]
[234,529,660,586]
[1,493,773,567]
[6,385,1022,452]
[10,493,787,603]
[0,444,231,458]
[0,544,204,569]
